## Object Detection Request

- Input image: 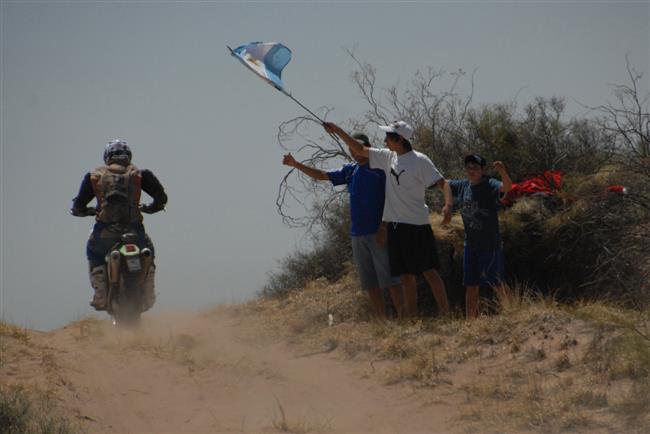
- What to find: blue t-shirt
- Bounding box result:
[327,163,386,236]
[449,177,503,249]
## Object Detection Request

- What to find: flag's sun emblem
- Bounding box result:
[244,54,261,66]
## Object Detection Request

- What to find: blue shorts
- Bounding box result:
[86,222,153,267]
[463,246,504,287]
[351,234,401,290]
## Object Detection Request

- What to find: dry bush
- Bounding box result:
[496,166,650,307]
[0,385,80,434]
[0,322,31,345]
[0,322,33,370]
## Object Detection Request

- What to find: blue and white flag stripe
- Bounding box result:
[229,42,292,91]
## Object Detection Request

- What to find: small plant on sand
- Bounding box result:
[0,385,79,434]
[0,321,30,345]
[271,396,331,433]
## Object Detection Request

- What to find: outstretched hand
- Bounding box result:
[70,206,96,217]
[493,161,506,174]
[441,204,452,225]
[283,153,298,167]
[322,122,338,135]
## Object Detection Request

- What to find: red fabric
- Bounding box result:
[501,170,564,206]
[606,185,626,194]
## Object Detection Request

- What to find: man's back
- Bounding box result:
[327,163,386,236]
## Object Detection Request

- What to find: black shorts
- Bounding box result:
[387,222,440,276]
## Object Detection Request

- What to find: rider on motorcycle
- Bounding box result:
[71,139,167,312]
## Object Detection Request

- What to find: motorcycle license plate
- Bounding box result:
[126,257,142,272]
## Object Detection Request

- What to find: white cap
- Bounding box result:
[378,120,414,141]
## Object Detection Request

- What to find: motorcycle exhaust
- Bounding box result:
[108,250,121,284]
[106,250,121,313]
[138,248,154,287]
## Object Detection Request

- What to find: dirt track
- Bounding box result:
[5,311,456,433]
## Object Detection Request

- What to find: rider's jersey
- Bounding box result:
[72,165,167,223]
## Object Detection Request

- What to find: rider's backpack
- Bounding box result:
[90,164,143,224]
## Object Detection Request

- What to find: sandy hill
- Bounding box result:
[1,278,649,433]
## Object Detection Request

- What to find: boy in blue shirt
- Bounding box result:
[282,133,403,319]
[449,154,512,318]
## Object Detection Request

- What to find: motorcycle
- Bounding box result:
[79,206,158,327]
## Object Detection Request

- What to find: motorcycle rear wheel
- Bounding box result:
[109,281,143,328]
[111,302,141,327]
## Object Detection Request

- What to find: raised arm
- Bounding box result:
[323,122,370,159]
[493,161,512,193]
[282,153,329,181]
[435,178,453,224]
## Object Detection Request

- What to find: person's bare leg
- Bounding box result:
[422,268,450,316]
[465,285,479,319]
[367,286,386,319]
[400,274,418,317]
[387,284,404,319]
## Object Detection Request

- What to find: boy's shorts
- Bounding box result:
[387,223,440,277]
[463,246,504,287]
[351,234,401,290]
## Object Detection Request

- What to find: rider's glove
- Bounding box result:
[140,204,164,214]
[70,207,88,217]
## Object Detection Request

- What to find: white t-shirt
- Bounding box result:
[369,148,443,225]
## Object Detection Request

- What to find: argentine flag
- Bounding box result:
[229,42,292,91]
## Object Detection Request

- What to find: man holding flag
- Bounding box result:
[323,122,452,318]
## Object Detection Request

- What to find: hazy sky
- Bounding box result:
[2,1,648,330]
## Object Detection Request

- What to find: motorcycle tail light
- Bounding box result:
[119,244,141,257]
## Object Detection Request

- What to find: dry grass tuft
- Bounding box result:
[0,321,31,345]
[271,396,332,433]
[0,321,34,370]
[69,316,106,342]
[0,384,80,434]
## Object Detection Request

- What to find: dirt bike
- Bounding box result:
[80,206,158,327]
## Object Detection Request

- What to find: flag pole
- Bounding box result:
[280,89,346,150]
[279,89,325,124]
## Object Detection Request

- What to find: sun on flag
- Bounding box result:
[228,42,292,91]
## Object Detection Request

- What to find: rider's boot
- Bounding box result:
[141,264,156,312]
[89,264,108,311]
